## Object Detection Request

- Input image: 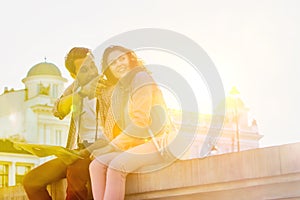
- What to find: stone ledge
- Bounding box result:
[125,173,300,200]
[1,142,300,200]
[124,142,300,199]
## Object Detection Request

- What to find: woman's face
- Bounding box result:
[107,50,131,79]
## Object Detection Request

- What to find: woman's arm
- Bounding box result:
[111,81,154,150]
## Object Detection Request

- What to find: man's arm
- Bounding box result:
[52,82,76,120]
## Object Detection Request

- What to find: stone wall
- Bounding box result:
[1,142,300,200]
[125,142,300,200]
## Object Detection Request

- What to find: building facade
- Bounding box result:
[0,61,71,187]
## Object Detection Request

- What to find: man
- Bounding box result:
[23,47,108,200]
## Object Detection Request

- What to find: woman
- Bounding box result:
[89,45,171,200]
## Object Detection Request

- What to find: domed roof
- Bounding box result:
[26,62,61,77]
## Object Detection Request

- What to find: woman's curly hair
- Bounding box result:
[101,45,143,84]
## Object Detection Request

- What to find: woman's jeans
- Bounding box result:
[89,141,165,200]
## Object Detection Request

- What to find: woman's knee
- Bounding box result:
[89,160,107,174]
[109,159,128,173]
[106,167,127,181]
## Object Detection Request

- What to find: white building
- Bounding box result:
[0,61,71,187]
[0,61,262,188]
[170,91,262,159]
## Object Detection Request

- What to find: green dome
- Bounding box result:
[27,62,61,77]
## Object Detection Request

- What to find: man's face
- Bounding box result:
[73,58,85,76]
[76,56,98,86]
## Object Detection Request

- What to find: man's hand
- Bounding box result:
[95,75,108,96]
[52,82,75,119]
[52,98,64,119]
[79,75,107,99]
[78,148,90,158]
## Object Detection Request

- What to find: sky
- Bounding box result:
[0,0,299,147]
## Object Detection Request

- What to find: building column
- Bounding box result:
[8,162,16,186]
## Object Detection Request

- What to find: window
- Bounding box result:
[15,163,33,185]
[37,83,40,94]
[0,162,9,188]
[52,84,58,98]
[55,130,62,145]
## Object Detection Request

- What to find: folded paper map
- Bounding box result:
[13,142,84,164]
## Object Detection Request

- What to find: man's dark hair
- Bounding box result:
[65,47,91,74]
